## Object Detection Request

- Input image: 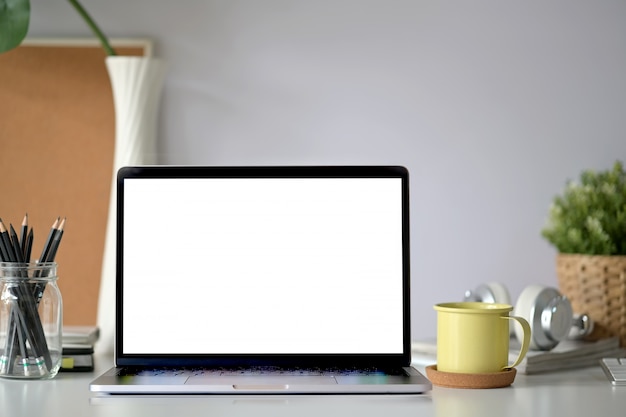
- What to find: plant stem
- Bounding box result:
[66,0,116,56]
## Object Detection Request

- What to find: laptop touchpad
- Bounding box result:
[186,375,337,386]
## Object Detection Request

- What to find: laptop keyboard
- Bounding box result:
[118,366,404,377]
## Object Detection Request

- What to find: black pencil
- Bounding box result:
[3,308,20,374]
[0,230,9,263]
[9,224,25,263]
[38,218,59,263]
[24,228,34,263]
[14,307,30,375]
[36,216,66,369]
[46,218,65,263]
[0,242,19,374]
[20,214,28,260]
[0,220,17,263]
[0,219,17,373]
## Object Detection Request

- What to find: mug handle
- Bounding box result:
[501,315,531,370]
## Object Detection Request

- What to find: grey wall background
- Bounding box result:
[28,0,626,340]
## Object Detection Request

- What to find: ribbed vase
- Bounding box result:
[97,56,166,354]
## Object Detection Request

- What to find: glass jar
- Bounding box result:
[0,262,63,379]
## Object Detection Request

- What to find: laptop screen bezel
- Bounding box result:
[114,165,411,368]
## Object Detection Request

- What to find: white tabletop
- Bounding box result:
[1,355,624,417]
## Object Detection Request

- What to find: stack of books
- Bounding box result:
[412,337,626,374]
[509,337,626,374]
[60,325,99,372]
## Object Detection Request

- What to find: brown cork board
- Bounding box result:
[0,39,150,325]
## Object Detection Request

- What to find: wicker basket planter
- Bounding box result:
[556,254,626,347]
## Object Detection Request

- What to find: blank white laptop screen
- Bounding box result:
[121,176,404,355]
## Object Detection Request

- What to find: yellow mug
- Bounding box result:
[434,302,531,374]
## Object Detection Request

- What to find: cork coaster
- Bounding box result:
[425,365,517,389]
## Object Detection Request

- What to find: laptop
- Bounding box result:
[90,165,431,394]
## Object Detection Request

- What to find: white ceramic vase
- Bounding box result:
[97,56,166,354]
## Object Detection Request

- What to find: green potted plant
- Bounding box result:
[0,0,116,55]
[541,161,626,346]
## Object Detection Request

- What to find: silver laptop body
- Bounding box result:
[90,165,431,394]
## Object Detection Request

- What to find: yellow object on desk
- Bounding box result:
[434,302,531,374]
[61,358,75,369]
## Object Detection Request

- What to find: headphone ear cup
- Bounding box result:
[514,285,573,351]
[464,282,511,305]
[484,282,511,306]
[514,285,540,350]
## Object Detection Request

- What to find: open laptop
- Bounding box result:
[90,165,431,394]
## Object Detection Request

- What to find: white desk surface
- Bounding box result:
[1,354,624,417]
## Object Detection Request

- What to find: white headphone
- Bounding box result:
[464,282,593,351]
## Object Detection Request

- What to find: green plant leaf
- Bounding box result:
[66,0,116,56]
[0,0,30,54]
[541,160,626,255]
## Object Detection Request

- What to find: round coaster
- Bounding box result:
[425,365,517,389]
